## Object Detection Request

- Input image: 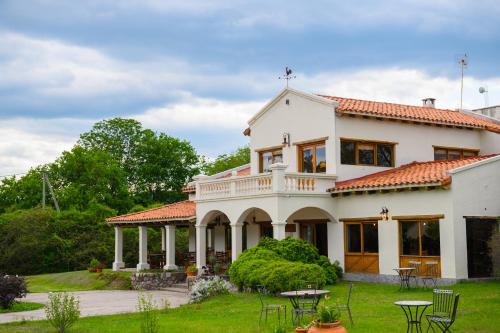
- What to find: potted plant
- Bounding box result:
[88,258,99,273]
[213,262,223,276]
[186,264,198,277]
[308,303,346,333]
[295,319,311,333]
[96,261,105,273]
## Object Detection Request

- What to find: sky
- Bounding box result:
[1,0,500,176]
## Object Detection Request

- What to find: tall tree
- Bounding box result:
[203,146,250,175]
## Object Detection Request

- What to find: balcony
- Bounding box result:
[195,163,337,201]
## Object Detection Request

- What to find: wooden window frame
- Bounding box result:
[433,146,479,161]
[340,138,396,167]
[259,148,283,173]
[344,221,379,255]
[398,220,440,257]
[297,140,326,173]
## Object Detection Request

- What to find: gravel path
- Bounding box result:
[0,290,189,324]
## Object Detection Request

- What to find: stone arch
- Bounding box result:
[285,206,336,223]
[235,207,273,226]
[197,209,231,226]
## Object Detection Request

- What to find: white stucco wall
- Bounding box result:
[249,90,337,174]
[479,131,500,154]
[449,156,500,278]
[333,189,456,278]
[335,116,484,181]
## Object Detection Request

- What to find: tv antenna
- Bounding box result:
[479,86,489,107]
[278,67,296,88]
[458,54,468,110]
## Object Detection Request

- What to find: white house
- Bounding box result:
[107,88,500,282]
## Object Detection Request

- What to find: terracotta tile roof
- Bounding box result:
[319,95,500,133]
[329,155,497,193]
[106,200,196,223]
[182,165,251,193]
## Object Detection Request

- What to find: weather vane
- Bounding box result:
[278,67,296,88]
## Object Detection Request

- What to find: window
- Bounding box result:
[433,146,478,161]
[345,222,379,254]
[400,220,440,256]
[259,149,283,172]
[298,141,326,173]
[341,139,395,167]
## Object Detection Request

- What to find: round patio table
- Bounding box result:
[281,290,330,325]
[394,267,416,290]
[394,300,432,333]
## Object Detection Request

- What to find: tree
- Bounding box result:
[0,168,45,213]
[50,146,132,213]
[203,146,250,176]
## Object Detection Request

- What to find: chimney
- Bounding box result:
[422,98,436,108]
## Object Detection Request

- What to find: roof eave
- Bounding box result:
[329,181,445,195]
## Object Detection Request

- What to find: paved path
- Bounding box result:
[0,290,189,324]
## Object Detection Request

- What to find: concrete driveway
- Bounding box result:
[0,290,189,324]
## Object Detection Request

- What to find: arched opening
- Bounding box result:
[286,207,335,256]
[236,207,273,249]
[199,210,233,267]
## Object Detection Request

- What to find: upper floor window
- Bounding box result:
[433,146,479,161]
[341,139,395,167]
[259,149,283,172]
[298,141,326,173]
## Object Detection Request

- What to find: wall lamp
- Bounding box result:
[380,206,390,221]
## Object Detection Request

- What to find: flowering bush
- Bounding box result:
[189,276,232,303]
[0,273,27,309]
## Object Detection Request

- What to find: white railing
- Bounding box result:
[196,164,336,200]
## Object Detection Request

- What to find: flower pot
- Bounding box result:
[88,268,97,273]
[96,268,103,273]
[308,321,347,333]
[186,271,197,277]
[296,328,309,333]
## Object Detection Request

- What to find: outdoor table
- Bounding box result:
[394,300,432,333]
[280,289,330,311]
[394,267,416,290]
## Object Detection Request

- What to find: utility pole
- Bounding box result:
[458,54,468,110]
[42,171,60,213]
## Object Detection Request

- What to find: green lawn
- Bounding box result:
[2,280,499,332]
[0,302,44,314]
[26,270,132,293]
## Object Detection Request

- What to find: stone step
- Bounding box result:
[161,283,189,293]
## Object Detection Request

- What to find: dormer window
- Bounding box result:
[259,149,283,172]
[433,146,478,161]
[341,138,395,167]
[298,141,326,173]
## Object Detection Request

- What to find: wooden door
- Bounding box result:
[344,222,379,274]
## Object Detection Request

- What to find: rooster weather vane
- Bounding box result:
[279,67,296,88]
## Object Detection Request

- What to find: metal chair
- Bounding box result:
[426,291,459,333]
[292,290,321,325]
[336,283,354,325]
[256,285,286,325]
[422,261,439,288]
[408,260,421,287]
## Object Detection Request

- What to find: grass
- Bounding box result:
[1,280,499,332]
[26,270,132,293]
[0,302,44,314]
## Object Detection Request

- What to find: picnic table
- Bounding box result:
[394,300,432,333]
[394,267,416,290]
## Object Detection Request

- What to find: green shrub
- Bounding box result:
[45,292,80,333]
[88,259,100,270]
[229,238,340,291]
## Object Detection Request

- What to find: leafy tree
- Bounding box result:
[203,146,250,176]
[0,168,45,213]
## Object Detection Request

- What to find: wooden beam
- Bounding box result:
[392,214,445,221]
[339,216,381,222]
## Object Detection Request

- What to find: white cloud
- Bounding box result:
[0,118,93,176]
[134,96,263,131]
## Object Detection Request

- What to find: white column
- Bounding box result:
[161,227,166,252]
[231,224,243,262]
[270,163,287,192]
[112,226,125,271]
[378,220,399,275]
[272,222,287,240]
[164,225,177,270]
[137,226,150,271]
[196,225,207,270]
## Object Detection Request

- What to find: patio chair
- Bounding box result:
[422,261,439,288]
[257,285,286,325]
[426,291,459,333]
[336,283,354,325]
[408,260,421,287]
[292,290,321,325]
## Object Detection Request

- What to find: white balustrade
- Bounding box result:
[197,171,335,200]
